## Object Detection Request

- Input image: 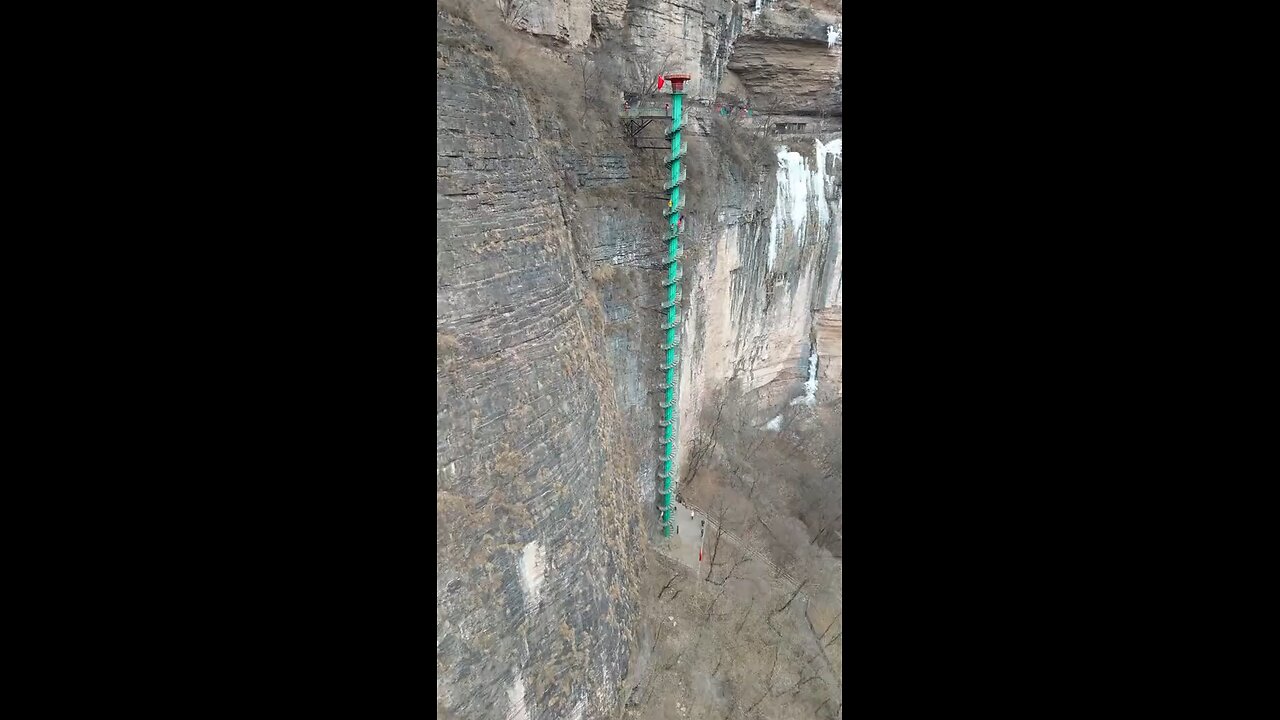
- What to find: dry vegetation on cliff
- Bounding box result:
[712,113,776,180]
[617,387,843,719]
[440,0,621,156]
[685,387,844,565]
[624,524,842,719]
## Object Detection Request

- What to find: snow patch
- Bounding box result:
[770,140,842,271]
[812,141,829,231]
[790,351,819,406]
[507,675,530,720]
[804,350,819,403]
[765,415,783,431]
[518,541,545,611]
[769,150,811,270]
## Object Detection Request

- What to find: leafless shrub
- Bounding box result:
[684,388,844,585]
[568,54,610,127]
[497,0,533,27]
[494,446,523,477]
[639,537,838,719]
[438,331,462,355]
[713,113,774,180]
[512,402,533,422]
[580,286,608,333]
[622,48,678,104]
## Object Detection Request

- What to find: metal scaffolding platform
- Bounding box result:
[621,105,674,148]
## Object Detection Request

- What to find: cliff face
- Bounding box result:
[436,12,643,719]
[671,0,844,474]
[567,0,845,489]
[728,1,841,116]
[509,0,627,46]
[437,0,841,716]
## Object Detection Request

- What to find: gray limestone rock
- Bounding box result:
[437,13,643,720]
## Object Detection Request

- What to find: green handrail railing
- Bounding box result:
[660,81,687,537]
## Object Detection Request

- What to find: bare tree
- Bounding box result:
[657,573,680,599]
[624,48,678,104]
[709,549,751,586]
[744,645,780,715]
[575,55,603,126]
[774,578,809,615]
[704,529,724,583]
[735,600,754,633]
[705,584,729,621]
[702,495,755,588]
[820,609,841,642]
[684,391,726,488]
[660,648,685,672]
[497,0,532,27]
[783,658,825,697]
[810,512,841,545]
[802,598,840,688]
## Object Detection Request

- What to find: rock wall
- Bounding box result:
[505,0,630,46]
[489,0,847,531]
[436,11,643,719]
[669,0,844,471]
[730,0,842,115]
[436,0,842,716]
[619,0,742,99]
[676,134,842,460]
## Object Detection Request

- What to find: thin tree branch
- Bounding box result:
[774,578,809,614]
[658,573,679,599]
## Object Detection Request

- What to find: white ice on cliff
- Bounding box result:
[790,351,819,407]
[768,139,841,272]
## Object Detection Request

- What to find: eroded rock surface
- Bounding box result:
[437,13,642,719]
